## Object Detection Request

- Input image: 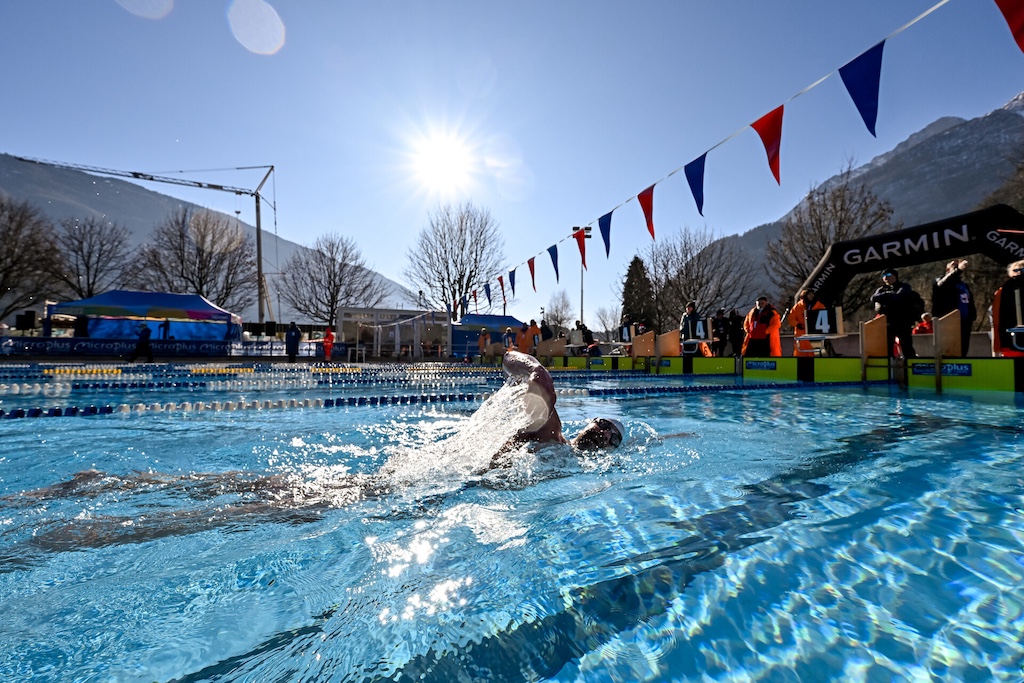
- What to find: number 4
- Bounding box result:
[813,309,831,334]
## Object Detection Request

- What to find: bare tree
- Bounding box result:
[640,225,754,331]
[403,202,504,321]
[545,289,573,335]
[765,163,900,318]
[48,217,134,299]
[0,196,58,320]
[278,233,391,326]
[132,208,257,312]
[594,304,622,341]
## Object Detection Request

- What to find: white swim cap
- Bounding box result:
[591,417,625,446]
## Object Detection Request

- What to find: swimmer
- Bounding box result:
[6,352,630,554]
[488,350,624,468]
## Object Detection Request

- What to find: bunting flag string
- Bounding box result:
[839,41,886,136]
[995,0,1024,52]
[547,245,560,283]
[751,105,784,185]
[598,212,613,257]
[684,154,706,216]
[637,185,656,239]
[573,228,588,270]
[458,0,1024,317]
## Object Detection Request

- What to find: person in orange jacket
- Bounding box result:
[515,323,532,354]
[322,327,335,362]
[742,296,782,357]
[525,319,542,354]
[788,289,826,357]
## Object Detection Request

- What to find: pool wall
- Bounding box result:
[544,354,1024,392]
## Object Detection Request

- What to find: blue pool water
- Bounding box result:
[1,366,1023,682]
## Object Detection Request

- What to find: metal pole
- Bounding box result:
[254,195,265,324]
[580,259,584,324]
[253,167,275,326]
[576,226,591,325]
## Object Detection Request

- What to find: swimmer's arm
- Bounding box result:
[502,350,556,404]
[657,432,695,441]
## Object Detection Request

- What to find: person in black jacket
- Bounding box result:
[931,259,977,356]
[711,309,729,357]
[128,323,153,363]
[870,269,921,358]
[285,322,302,363]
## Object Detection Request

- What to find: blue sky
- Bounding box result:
[2,0,1023,326]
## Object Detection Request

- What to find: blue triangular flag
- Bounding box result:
[547,245,559,283]
[484,283,492,306]
[839,40,885,137]
[684,154,707,216]
[598,212,612,257]
[509,269,516,296]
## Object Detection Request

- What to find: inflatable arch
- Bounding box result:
[796,204,1024,306]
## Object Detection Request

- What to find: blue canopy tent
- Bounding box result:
[50,290,243,341]
[451,313,525,359]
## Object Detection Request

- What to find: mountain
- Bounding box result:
[727,93,1024,301]
[5,93,1024,321]
[0,154,415,322]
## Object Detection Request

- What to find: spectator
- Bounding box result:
[128,322,154,363]
[516,323,532,354]
[932,259,977,356]
[728,309,744,357]
[870,268,922,358]
[679,301,702,341]
[502,326,516,350]
[992,259,1024,357]
[285,322,302,363]
[742,296,781,357]
[322,327,335,362]
[788,289,826,357]
[540,320,554,342]
[575,320,595,346]
[526,319,543,353]
[477,328,492,361]
[912,313,934,335]
[710,309,729,357]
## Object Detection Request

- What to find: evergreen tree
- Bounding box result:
[620,256,656,331]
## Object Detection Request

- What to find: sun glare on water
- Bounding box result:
[410,130,476,197]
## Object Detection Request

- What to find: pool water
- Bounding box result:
[1,376,1023,682]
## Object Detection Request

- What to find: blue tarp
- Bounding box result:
[457,314,525,332]
[50,290,243,341]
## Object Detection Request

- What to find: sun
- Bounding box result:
[410,130,477,196]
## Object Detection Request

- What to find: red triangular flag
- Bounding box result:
[497,275,506,302]
[528,257,537,291]
[637,185,656,239]
[995,0,1024,52]
[751,105,784,185]
[573,228,587,270]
